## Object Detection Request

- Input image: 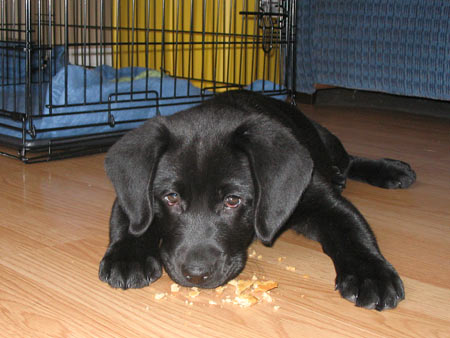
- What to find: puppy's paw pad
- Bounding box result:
[335,275,359,302]
[379,159,416,189]
[99,254,162,289]
[144,256,163,283]
[335,263,405,311]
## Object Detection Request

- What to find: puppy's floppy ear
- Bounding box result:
[235,116,313,246]
[105,119,169,236]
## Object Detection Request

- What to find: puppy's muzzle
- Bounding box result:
[181,245,221,286]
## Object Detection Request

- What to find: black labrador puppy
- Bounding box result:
[99,90,416,311]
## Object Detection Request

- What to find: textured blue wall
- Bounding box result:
[296,0,450,100]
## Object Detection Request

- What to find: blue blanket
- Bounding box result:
[0,62,285,140]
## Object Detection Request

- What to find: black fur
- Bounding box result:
[99,90,416,311]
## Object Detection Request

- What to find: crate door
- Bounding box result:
[112,0,284,90]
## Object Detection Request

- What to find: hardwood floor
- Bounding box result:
[1,104,449,337]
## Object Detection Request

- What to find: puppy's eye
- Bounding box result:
[164,193,180,206]
[224,195,241,209]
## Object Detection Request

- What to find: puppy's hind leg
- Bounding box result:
[348,156,416,189]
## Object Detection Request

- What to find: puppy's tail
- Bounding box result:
[347,156,416,189]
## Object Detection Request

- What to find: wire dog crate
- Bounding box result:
[0,0,296,163]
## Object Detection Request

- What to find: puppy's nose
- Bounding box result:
[181,264,212,285]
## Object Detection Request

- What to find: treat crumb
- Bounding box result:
[262,292,273,303]
[189,287,200,298]
[154,293,166,300]
[229,279,254,295]
[228,279,238,287]
[253,280,278,292]
[215,286,226,294]
[233,295,259,308]
[170,283,180,293]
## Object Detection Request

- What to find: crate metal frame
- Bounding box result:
[0,0,296,163]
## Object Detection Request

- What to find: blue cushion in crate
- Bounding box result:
[0,61,285,140]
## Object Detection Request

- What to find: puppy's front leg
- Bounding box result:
[301,192,405,310]
[99,200,162,289]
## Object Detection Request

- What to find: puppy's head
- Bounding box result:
[105,98,312,288]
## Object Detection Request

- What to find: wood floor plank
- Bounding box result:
[0,105,449,337]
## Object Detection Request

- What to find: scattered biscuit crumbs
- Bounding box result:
[154,293,166,300]
[262,292,273,303]
[302,275,309,279]
[154,276,280,309]
[253,280,278,292]
[189,287,200,298]
[171,283,180,292]
[228,279,238,287]
[257,255,263,260]
[249,249,257,258]
[273,305,280,311]
[215,286,226,294]
[277,256,286,262]
[229,279,254,295]
[233,295,259,308]
[286,266,296,272]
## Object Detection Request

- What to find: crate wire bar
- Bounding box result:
[0,0,296,163]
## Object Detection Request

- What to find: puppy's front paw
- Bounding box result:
[335,260,405,311]
[99,243,162,289]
